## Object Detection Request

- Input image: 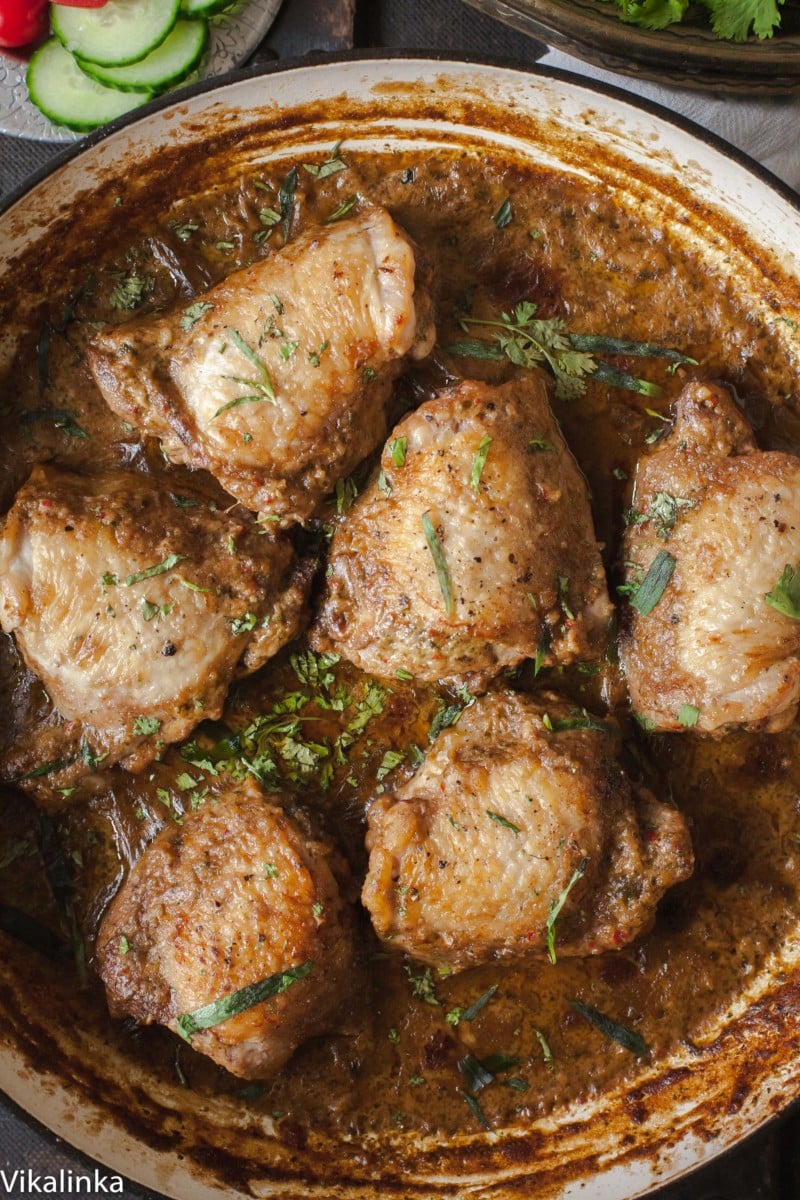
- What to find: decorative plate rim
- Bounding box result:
[459,0,800,93]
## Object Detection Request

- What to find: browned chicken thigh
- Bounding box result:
[312,375,612,686]
[96,781,356,1079]
[0,466,308,790]
[362,690,692,971]
[87,207,435,524]
[620,381,800,734]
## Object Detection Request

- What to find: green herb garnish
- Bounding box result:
[458,1054,495,1093]
[609,0,783,42]
[546,858,588,964]
[376,749,405,781]
[470,435,493,491]
[486,810,521,835]
[218,327,276,411]
[765,563,800,620]
[461,984,499,1022]
[447,301,689,402]
[568,333,696,369]
[325,195,360,223]
[460,1089,491,1129]
[109,270,152,311]
[550,709,612,734]
[647,492,695,540]
[125,554,187,587]
[20,408,89,439]
[278,166,298,241]
[177,961,313,1043]
[404,964,440,1006]
[133,716,161,736]
[169,220,199,242]
[390,436,407,468]
[493,197,513,229]
[629,550,676,616]
[570,1000,648,1057]
[230,612,257,636]
[678,703,700,728]
[533,1026,555,1071]
[422,512,455,617]
[303,142,346,179]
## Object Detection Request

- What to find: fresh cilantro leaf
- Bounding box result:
[702,0,782,39]
[109,271,152,311]
[133,716,161,736]
[618,0,690,29]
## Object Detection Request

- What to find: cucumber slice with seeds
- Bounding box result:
[27,38,151,132]
[51,0,180,68]
[76,18,209,94]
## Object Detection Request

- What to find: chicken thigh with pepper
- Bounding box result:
[620,381,800,734]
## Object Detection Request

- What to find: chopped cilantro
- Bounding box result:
[133,716,161,736]
[404,964,440,1006]
[389,436,407,468]
[109,270,152,311]
[648,492,695,540]
[377,749,405,781]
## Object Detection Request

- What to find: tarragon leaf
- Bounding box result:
[629,550,676,616]
[765,563,800,619]
[570,1000,648,1057]
[177,962,312,1043]
[422,512,455,617]
[546,857,588,964]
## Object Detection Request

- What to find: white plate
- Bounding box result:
[0,0,282,142]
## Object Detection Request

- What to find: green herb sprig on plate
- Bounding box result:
[446,301,695,401]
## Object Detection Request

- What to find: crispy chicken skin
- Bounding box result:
[311,376,612,686]
[620,381,800,734]
[362,690,692,971]
[86,207,435,525]
[0,465,309,787]
[96,781,356,1079]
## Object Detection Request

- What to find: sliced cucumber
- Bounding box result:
[51,0,181,68]
[76,18,208,94]
[27,38,151,132]
[180,0,234,15]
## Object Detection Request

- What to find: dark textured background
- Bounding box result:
[1,1,800,1196]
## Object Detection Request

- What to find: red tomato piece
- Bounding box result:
[0,0,49,48]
